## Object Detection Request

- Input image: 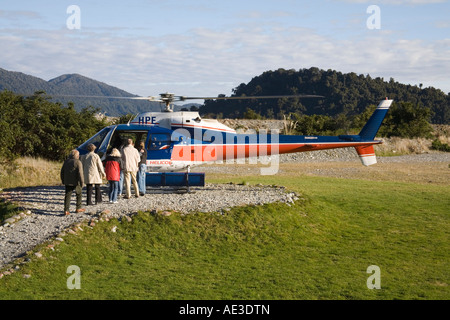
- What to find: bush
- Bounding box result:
[243,108,262,119]
[0,90,108,162]
[431,139,450,152]
[377,102,433,138]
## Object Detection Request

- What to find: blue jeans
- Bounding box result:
[138,164,147,195]
[109,180,119,202]
[118,171,124,195]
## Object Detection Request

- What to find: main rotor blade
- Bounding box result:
[178,94,324,101]
[39,93,324,103]
[44,94,161,101]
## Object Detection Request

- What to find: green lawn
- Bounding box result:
[0,174,448,300]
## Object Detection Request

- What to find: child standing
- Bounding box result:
[104,148,123,203]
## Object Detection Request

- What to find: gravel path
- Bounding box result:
[0,183,297,270]
[279,148,450,163]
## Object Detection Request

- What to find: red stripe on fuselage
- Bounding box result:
[170,142,376,162]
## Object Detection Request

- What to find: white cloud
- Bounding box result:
[1,23,449,97]
[0,10,42,20]
[435,20,450,28]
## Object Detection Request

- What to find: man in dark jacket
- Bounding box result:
[61,149,85,215]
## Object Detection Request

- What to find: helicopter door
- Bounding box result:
[77,126,114,157]
[97,126,117,159]
[107,130,149,154]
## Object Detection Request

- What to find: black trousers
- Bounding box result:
[86,184,102,205]
[64,185,82,212]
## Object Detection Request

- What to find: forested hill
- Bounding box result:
[199,68,449,124]
[0,68,161,116]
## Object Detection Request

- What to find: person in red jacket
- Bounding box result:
[104,148,124,203]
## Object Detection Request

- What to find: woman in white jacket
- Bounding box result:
[82,144,106,205]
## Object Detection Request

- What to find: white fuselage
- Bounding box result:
[129,111,236,134]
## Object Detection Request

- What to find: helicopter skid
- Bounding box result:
[146,172,205,188]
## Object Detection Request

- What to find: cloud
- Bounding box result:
[0,10,44,29]
[435,20,450,28]
[0,10,42,20]
[1,23,449,96]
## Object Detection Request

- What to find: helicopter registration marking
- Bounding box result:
[137,116,157,124]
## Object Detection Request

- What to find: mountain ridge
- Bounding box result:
[200,67,449,124]
[0,68,159,116]
[2,67,448,123]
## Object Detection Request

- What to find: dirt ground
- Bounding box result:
[281,160,450,185]
[195,153,450,186]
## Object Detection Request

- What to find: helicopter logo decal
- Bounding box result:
[137,116,157,125]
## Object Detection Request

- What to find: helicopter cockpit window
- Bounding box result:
[78,127,112,151]
[148,133,171,151]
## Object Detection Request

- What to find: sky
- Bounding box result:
[0,0,449,102]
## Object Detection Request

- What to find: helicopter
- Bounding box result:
[76,93,393,187]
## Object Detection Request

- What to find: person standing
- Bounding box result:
[60,149,85,215]
[122,139,141,199]
[81,144,106,205]
[117,138,127,197]
[104,148,123,203]
[137,141,147,196]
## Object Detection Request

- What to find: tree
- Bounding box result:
[243,108,262,119]
[199,67,448,124]
[379,102,433,138]
[0,90,107,162]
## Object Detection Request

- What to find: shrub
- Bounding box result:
[0,90,108,162]
[431,139,450,152]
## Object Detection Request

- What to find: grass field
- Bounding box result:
[0,158,449,300]
[0,157,61,189]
